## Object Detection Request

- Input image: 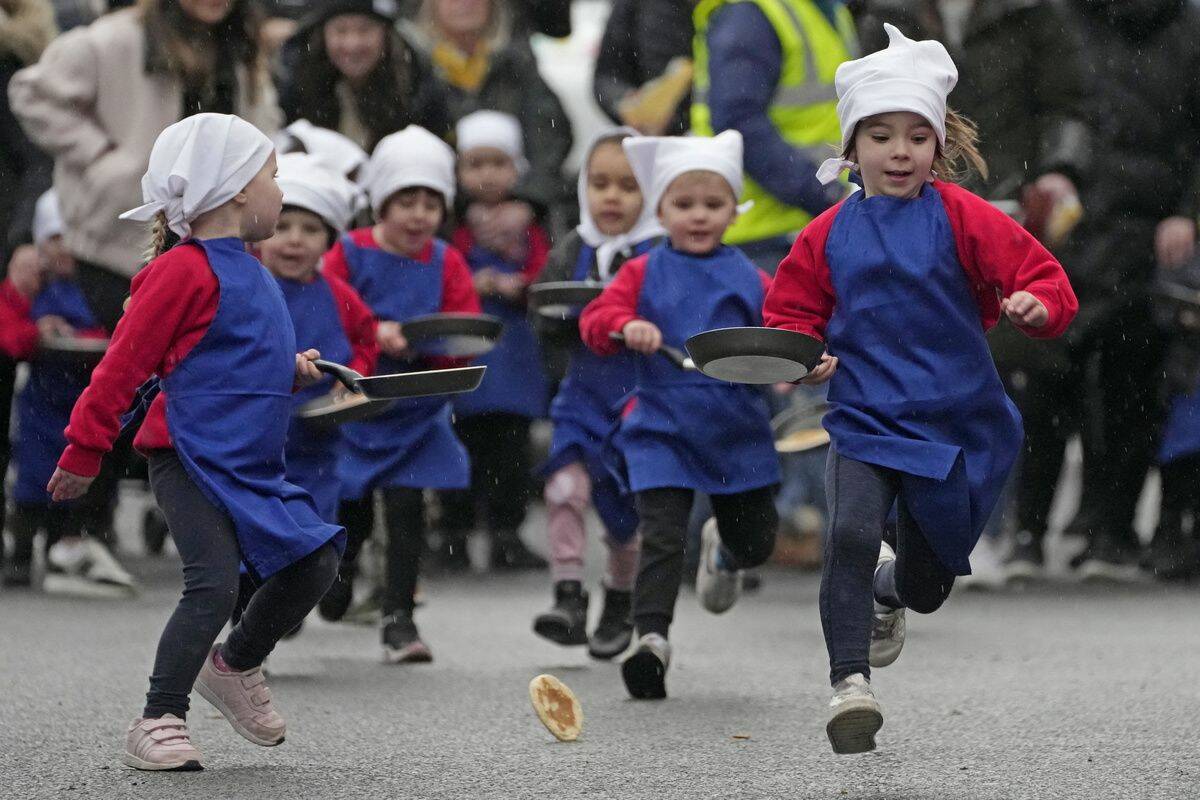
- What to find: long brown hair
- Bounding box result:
[138,0,265,104]
[843,107,988,184]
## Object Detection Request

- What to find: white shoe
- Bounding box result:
[81,539,137,589]
[869,541,905,668]
[696,518,742,614]
[826,673,883,754]
[45,538,137,598]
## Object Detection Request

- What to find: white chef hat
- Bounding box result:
[276,152,361,234]
[33,189,64,245]
[120,113,275,238]
[816,23,957,184]
[455,110,529,175]
[363,125,456,216]
[621,130,745,216]
[280,119,369,179]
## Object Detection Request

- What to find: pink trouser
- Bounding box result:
[544,462,640,590]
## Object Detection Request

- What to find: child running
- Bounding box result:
[580,130,781,699]
[762,25,1078,754]
[441,110,552,572]
[531,127,663,658]
[320,125,482,663]
[47,114,345,771]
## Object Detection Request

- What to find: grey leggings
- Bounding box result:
[821,449,956,686]
[144,451,339,719]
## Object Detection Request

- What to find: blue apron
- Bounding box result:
[452,242,549,419]
[822,187,1023,575]
[13,279,100,505]
[162,238,344,580]
[540,241,655,541]
[1158,391,1200,464]
[277,273,354,522]
[336,235,469,496]
[610,244,780,495]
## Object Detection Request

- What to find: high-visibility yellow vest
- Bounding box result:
[692,0,857,244]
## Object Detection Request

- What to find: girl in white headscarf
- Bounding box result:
[530,127,662,659]
[46,114,344,772]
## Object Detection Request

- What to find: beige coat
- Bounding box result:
[8,8,281,275]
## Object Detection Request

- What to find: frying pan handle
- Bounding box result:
[312,359,363,393]
[608,331,693,371]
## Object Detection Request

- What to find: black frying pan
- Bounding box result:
[295,392,395,428]
[608,331,696,371]
[401,313,503,358]
[528,281,605,320]
[685,327,824,384]
[313,360,486,400]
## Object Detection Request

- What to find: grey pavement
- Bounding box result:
[2,532,1198,800]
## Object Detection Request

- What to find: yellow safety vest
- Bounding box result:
[692,0,857,244]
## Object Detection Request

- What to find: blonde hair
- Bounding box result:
[144,212,171,264]
[843,107,988,184]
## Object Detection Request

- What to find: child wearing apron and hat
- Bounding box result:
[321,126,481,663]
[229,153,377,631]
[763,25,1078,754]
[531,127,663,659]
[580,130,781,701]
[48,114,346,771]
[440,110,552,573]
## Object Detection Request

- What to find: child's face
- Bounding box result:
[378,187,445,256]
[659,171,737,254]
[259,208,332,282]
[852,111,937,199]
[240,152,284,242]
[458,146,518,205]
[39,236,75,279]
[586,141,643,237]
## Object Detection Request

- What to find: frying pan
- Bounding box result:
[771,401,830,454]
[295,392,395,428]
[528,281,605,320]
[608,332,696,371]
[40,335,109,367]
[400,313,503,358]
[313,360,486,400]
[685,327,824,384]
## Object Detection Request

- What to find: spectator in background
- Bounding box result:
[593,0,694,136]
[9,0,281,552]
[280,0,451,151]
[854,2,1091,578]
[401,0,572,37]
[404,0,573,228]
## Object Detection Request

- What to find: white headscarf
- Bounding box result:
[120,114,275,239]
[363,126,456,216]
[575,127,663,281]
[281,119,369,179]
[621,130,746,219]
[33,189,64,245]
[276,153,361,233]
[816,24,958,185]
[455,110,529,176]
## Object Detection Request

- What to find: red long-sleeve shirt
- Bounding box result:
[579,250,774,356]
[762,180,1079,342]
[0,280,39,359]
[58,245,378,478]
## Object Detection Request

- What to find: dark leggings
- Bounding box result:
[633,485,778,638]
[338,487,425,617]
[144,451,340,719]
[439,413,534,535]
[822,450,956,685]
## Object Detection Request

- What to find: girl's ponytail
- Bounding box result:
[143,211,178,264]
[935,108,989,185]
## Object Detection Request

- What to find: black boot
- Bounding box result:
[587,586,633,660]
[491,529,548,571]
[533,581,589,646]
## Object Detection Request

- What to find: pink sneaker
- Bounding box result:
[194,643,286,747]
[121,715,203,771]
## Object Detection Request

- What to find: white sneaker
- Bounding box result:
[869,541,905,668]
[45,538,137,598]
[696,518,742,614]
[81,539,137,589]
[826,673,883,754]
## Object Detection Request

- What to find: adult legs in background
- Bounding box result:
[0,354,13,579]
[1145,454,1200,580]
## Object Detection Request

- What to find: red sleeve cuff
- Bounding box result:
[58,445,104,478]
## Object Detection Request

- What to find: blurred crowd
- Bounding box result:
[3,0,1200,598]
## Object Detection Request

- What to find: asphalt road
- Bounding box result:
[1,530,1197,800]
